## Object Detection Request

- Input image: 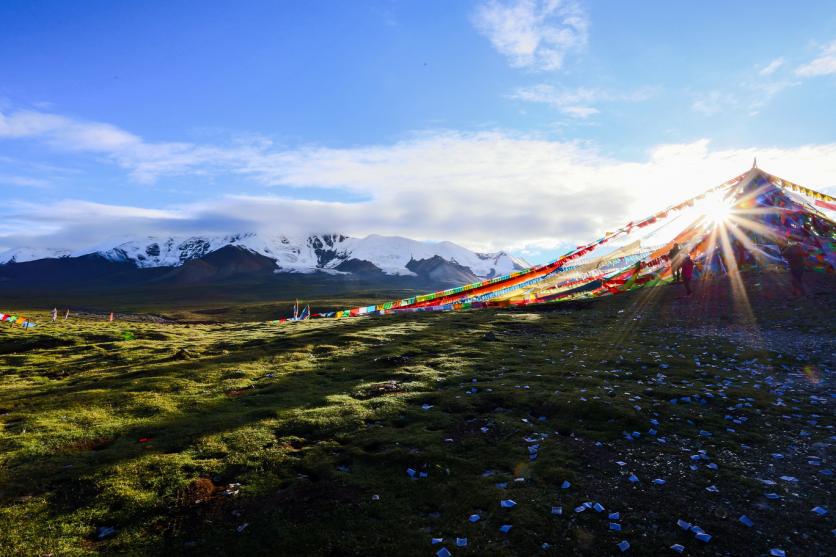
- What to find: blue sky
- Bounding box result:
[2,0,835,260]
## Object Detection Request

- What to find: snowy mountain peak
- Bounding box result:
[0,233,528,279]
[0,247,71,264]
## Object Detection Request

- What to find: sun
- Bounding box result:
[701,192,733,224]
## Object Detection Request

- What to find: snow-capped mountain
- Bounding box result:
[0,233,529,278]
[0,247,71,264]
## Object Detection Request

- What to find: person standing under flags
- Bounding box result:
[680,252,695,296]
[733,238,746,269]
[781,241,807,296]
[667,242,681,282]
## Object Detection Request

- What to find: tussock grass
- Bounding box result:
[1,273,834,555]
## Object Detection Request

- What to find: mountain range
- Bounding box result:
[0,233,528,303]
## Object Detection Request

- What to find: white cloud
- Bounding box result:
[691,73,799,117]
[472,0,588,71]
[759,57,785,76]
[745,78,800,115]
[691,91,737,116]
[0,110,139,150]
[0,109,251,184]
[3,115,836,257]
[16,200,183,221]
[561,106,598,118]
[0,174,50,188]
[796,40,836,77]
[511,84,653,117]
[2,200,194,252]
[690,51,820,117]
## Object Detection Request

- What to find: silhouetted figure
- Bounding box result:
[667,242,681,282]
[781,242,807,296]
[733,239,746,269]
[681,253,695,296]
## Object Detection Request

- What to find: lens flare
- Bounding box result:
[701,193,733,224]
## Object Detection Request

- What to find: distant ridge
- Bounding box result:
[0,232,528,279]
[0,233,530,303]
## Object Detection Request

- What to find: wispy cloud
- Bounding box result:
[472,0,588,71]
[691,58,800,117]
[0,174,50,188]
[691,90,738,116]
[0,109,139,150]
[511,84,653,117]
[796,40,836,77]
[746,78,801,116]
[758,57,785,76]
[0,153,82,190]
[3,111,836,255]
[0,109,254,184]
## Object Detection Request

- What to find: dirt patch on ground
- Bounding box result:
[64,436,117,452]
[356,380,405,399]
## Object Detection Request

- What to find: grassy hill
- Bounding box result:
[1,271,834,555]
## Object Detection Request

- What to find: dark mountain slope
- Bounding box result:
[155,245,278,284]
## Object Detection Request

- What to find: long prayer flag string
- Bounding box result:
[272,168,833,323]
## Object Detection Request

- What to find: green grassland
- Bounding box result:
[1,272,834,556]
[1,284,429,324]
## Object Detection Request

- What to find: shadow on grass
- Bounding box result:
[2,311,498,552]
